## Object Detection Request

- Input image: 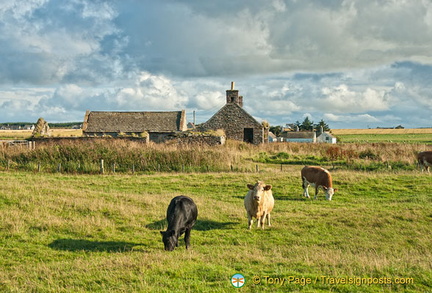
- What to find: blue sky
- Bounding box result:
[1,0,431,129]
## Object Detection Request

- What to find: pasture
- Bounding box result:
[0,168,430,292]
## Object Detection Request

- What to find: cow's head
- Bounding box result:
[323,187,336,201]
[248,181,272,202]
[160,230,177,251]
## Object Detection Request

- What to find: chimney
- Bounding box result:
[226,81,243,107]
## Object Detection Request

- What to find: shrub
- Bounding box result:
[359,150,379,160]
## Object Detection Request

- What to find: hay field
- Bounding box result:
[332,128,432,135]
[0,129,82,140]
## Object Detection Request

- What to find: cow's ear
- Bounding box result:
[168,230,175,237]
[334,188,338,192]
[264,185,272,191]
[247,184,254,190]
[160,231,165,235]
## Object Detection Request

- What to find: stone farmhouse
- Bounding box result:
[82,83,267,144]
[199,82,267,145]
[82,110,187,142]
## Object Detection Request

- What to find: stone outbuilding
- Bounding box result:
[82,110,187,142]
[200,82,267,144]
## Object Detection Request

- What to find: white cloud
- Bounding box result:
[319,84,390,113]
[0,1,432,128]
[324,113,379,123]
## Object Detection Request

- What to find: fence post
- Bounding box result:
[7,160,10,171]
[38,163,41,172]
[256,164,259,172]
[57,163,61,173]
[100,159,104,174]
[112,163,116,174]
[132,164,135,174]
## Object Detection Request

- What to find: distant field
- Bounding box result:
[332,128,432,135]
[0,129,82,140]
[332,128,432,144]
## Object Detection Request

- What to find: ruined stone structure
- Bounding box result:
[32,118,51,137]
[82,110,187,142]
[200,82,266,144]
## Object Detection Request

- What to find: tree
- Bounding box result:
[300,117,314,131]
[269,125,283,136]
[315,119,330,132]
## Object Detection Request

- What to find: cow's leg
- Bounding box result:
[260,214,267,229]
[184,229,191,249]
[302,178,310,198]
[314,186,319,200]
[419,160,425,172]
[247,214,253,229]
[267,213,271,227]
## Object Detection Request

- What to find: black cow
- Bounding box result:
[160,196,198,251]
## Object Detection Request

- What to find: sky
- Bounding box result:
[1,0,432,129]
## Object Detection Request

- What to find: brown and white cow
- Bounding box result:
[417,151,432,173]
[244,181,274,229]
[301,166,336,201]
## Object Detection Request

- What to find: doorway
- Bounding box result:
[243,128,254,143]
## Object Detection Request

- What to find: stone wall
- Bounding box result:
[167,135,226,146]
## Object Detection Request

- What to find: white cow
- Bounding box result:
[244,181,274,229]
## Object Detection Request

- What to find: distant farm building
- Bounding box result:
[82,110,187,142]
[268,132,278,142]
[199,82,267,145]
[278,128,337,144]
[317,131,337,144]
[280,131,316,143]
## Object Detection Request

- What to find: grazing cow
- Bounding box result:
[417,151,432,173]
[244,181,274,229]
[160,196,198,251]
[301,166,336,201]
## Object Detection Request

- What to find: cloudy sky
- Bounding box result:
[1,0,432,129]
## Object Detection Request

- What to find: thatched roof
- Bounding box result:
[83,110,187,133]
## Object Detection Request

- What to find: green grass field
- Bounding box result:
[0,167,430,292]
